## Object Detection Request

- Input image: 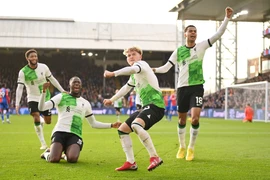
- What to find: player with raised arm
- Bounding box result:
[39,77,121,163]
[15,49,65,150]
[103,46,165,171]
[153,7,234,161]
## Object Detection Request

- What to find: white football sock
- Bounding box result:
[178,126,186,148]
[43,152,50,161]
[119,134,135,163]
[116,115,120,121]
[40,116,45,124]
[132,123,158,157]
[188,126,199,150]
[34,125,47,146]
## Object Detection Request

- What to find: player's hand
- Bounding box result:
[103,99,113,106]
[111,121,122,128]
[42,82,50,92]
[104,70,115,78]
[15,106,20,115]
[225,7,233,19]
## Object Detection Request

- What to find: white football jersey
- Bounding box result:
[51,93,92,138]
[17,63,52,102]
[114,97,123,108]
[127,61,164,108]
[169,41,209,88]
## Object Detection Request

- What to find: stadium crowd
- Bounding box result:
[203,72,270,115]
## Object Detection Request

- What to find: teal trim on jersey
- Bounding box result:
[189,60,205,85]
[38,85,51,101]
[22,65,38,81]
[177,46,190,62]
[71,115,83,137]
[139,84,165,108]
[58,93,77,107]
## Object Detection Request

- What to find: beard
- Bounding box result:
[29,60,37,66]
[70,90,81,97]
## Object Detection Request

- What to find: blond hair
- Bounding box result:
[25,49,37,59]
[123,46,143,56]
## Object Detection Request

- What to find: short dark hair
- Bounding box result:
[184,25,196,32]
[25,49,37,59]
[69,76,81,85]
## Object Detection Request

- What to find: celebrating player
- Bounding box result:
[15,49,65,150]
[153,7,234,161]
[103,46,165,171]
[39,77,121,163]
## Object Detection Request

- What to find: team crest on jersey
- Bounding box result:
[41,72,43,75]
[182,60,186,66]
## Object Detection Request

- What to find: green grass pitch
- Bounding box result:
[0,115,270,180]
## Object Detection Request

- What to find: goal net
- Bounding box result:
[225,81,270,123]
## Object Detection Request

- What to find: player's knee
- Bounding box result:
[32,115,40,122]
[48,156,61,163]
[67,155,79,163]
[131,122,143,133]
[191,116,199,125]
[44,117,51,124]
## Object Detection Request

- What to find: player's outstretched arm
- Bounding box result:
[109,83,133,103]
[225,7,233,19]
[153,60,174,74]
[47,75,65,93]
[103,99,113,106]
[114,66,140,77]
[111,121,122,128]
[104,70,115,78]
[209,6,234,45]
[86,114,121,128]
